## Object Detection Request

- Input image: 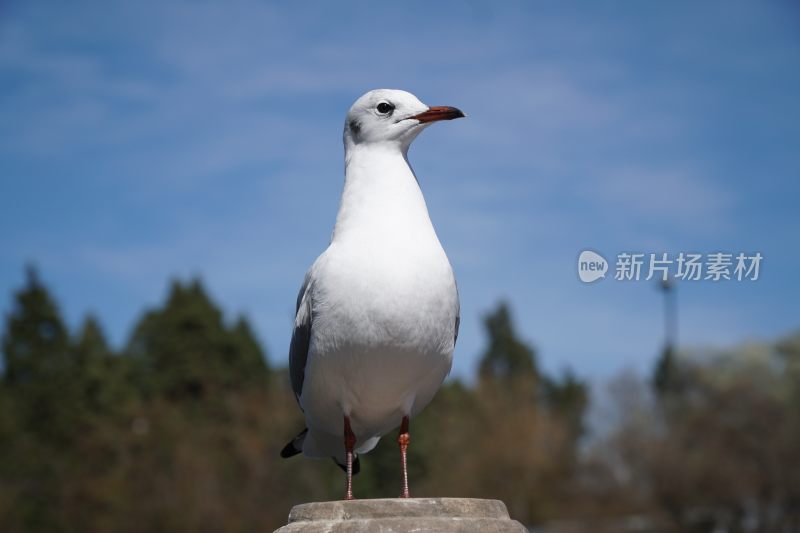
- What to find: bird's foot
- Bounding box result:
[344,416,356,501]
[398,416,410,498]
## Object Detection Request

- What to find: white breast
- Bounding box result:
[301,236,458,441]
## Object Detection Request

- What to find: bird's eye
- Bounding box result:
[376,102,394,115]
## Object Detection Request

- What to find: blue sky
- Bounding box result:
[2,1,799,383]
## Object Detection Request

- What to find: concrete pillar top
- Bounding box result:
[275,497,528,532]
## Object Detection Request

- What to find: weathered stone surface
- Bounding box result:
[274,498,527,532]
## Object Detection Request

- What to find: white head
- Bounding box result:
[343,89,464,153]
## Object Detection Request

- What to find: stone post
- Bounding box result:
[274,497,527,532]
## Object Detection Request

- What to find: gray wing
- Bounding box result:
[289,272,313,404]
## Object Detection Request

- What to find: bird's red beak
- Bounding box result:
[410,106,465,123]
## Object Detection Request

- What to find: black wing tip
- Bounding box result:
[280,428,308,458]
[280,441,301,458]
[333,456,360,475]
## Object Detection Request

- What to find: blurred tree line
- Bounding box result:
[0,267,798,532]
[566,338,800,532]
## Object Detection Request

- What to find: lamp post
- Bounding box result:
[660,278,677,354]
[653,278,678,396]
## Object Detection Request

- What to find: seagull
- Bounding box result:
[280,89,464,500]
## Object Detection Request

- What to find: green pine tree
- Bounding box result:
[0,266,81,442]
[229,315,270,388]
[125,278,269,400]
[2,266,70,386]
[478,301,539,381]
[73,315,139,418]
[0,267,79,530]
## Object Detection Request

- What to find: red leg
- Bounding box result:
[398,415,410,498]
[344,416,356,500]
